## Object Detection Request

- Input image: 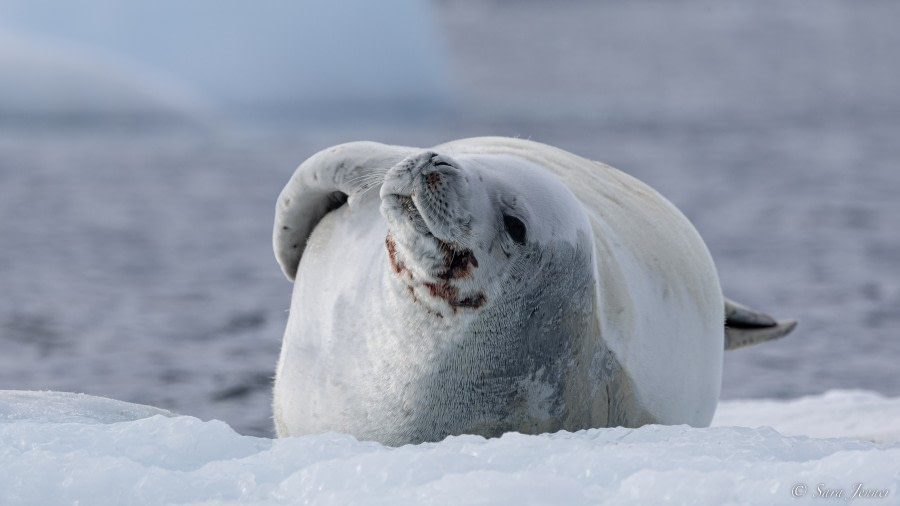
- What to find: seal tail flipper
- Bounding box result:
[724,297,798,350]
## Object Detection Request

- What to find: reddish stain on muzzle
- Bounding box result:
[385,234,487,313]
[385,234,407,276]
[438,246,479,280]
[424,282,487,312]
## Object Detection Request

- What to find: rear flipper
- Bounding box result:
[724,297,797,350]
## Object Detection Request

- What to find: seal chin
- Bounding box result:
[383,193,475,265]
[385,232,487,313]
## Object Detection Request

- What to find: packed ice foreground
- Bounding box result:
[1,391,897,505]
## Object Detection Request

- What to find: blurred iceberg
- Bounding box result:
[0,0,452,124]
[0,30,212,124]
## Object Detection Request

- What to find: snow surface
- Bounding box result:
[713,390,900,444]
[0,390,897,505]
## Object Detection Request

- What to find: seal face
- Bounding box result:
[380,151,489,314]
[272,137,793,446]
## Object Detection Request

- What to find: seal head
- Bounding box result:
[372,149,625,443]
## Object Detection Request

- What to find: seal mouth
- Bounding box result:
[387,232,486,312]
[384,193,485,313]
[440,246,478,280]
[393,194,427,230]
[387,194,479,281]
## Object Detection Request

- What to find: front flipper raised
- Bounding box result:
[274,141,418,281]
[724,297,797,350]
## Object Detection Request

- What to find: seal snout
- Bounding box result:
[381,151,472,246]
[380,151,488,314]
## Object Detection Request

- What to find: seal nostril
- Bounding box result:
[431,153,453,169]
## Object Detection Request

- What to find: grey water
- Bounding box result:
[1,0,898,436]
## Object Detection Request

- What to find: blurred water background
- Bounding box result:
[0,0,898,436]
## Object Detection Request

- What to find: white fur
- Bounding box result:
[273,137,724,443]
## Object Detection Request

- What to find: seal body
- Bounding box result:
[273,137,724,445]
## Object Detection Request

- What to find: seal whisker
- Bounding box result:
[344,168,393,202]
[343,170,388,190]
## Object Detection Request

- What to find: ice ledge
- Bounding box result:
[0,390,175,425]
[1,390,897,505]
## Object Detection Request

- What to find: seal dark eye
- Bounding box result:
[503,215,527,245]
